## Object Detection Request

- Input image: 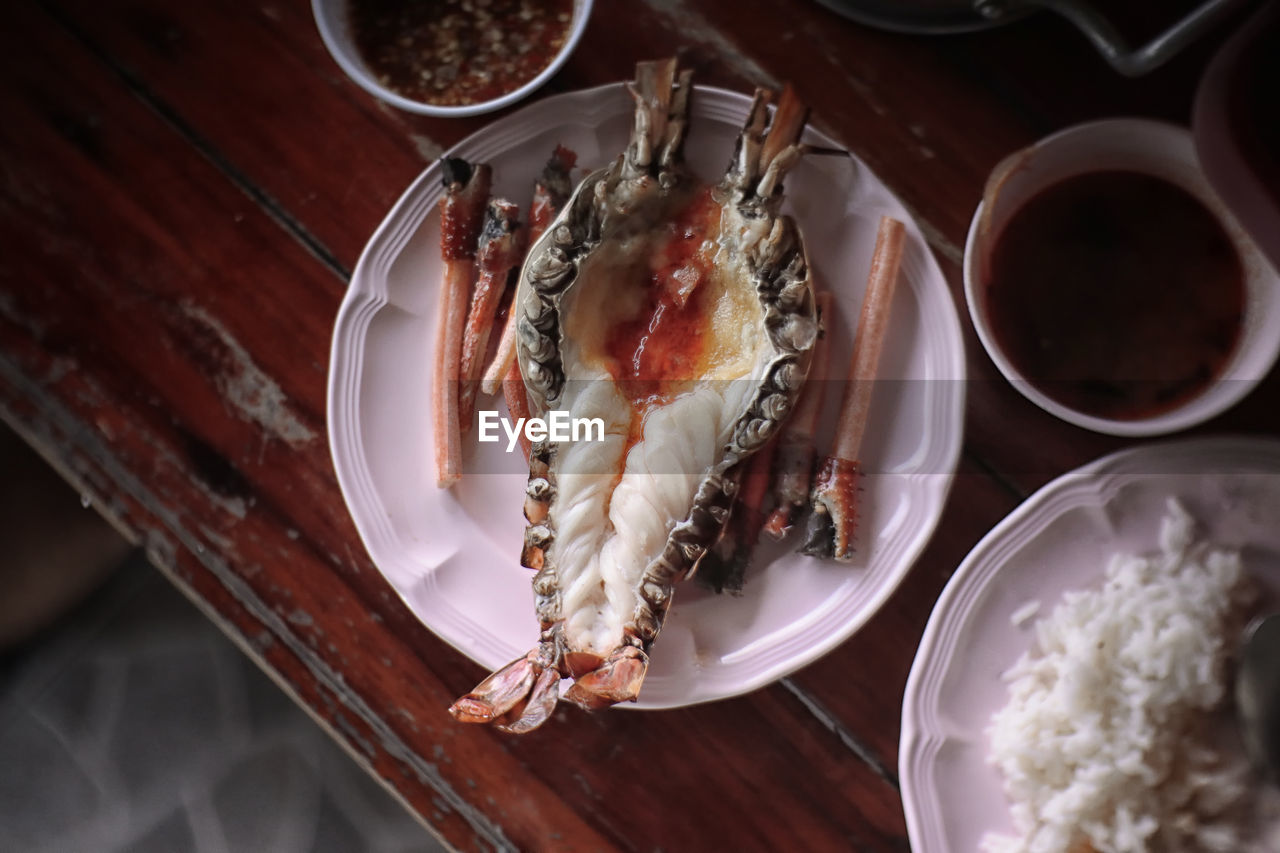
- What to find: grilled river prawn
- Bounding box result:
[449,60,819,732]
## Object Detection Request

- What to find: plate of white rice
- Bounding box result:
[900,436,1280,853]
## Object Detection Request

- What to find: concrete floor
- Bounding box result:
[0,423,445,853]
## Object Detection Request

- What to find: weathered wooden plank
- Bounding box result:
[42,0,429,275]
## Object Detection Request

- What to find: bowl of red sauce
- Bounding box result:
[964,118,1280,436]
[314,0,593,117]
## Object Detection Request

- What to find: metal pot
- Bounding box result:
[815,0,1255,76]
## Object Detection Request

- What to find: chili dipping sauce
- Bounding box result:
[983,170,1244,420]
[348,0,575,107]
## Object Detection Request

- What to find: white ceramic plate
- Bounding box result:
[328,82,965,708]
[900,436,1280,850]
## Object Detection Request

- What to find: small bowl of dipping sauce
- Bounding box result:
[313,0,593,117]
[964,118,1280,436]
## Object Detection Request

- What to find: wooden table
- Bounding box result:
[3,1,1275,849]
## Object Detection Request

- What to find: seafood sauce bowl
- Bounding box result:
[963,118,1280,437]
[313,0,594,118]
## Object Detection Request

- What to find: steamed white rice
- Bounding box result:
[982,499,1272,853]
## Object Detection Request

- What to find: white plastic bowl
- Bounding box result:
[963,118,1280,437]
[313,0,594,117]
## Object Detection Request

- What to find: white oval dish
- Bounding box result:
[312,0,593,117]
[964,118,1280,437]
[328,82,966,708]
[900,435,1280,850]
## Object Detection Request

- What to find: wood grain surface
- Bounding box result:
[2,0,1275,850]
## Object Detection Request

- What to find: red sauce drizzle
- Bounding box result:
[604,187,721,438]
